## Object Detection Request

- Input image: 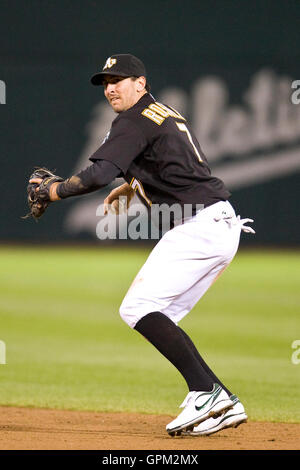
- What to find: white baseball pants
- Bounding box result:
[119,201,242,328]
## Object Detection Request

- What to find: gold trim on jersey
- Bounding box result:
[154,102,186,121]
[130,177,152,206]
[148,103,170,118]
[176,122,203,162]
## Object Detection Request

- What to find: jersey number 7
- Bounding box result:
[176,122,203,162]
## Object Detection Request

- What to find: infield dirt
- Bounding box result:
[0,406,299,450]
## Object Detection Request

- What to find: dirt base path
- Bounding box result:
[0,406,299,450]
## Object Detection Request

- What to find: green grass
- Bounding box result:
[0,246,299,422]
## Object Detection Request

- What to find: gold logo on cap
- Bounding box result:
[103,57,117,70]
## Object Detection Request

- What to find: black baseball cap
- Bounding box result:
[90,54,147,86]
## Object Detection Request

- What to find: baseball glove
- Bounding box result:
[24,167,63,219]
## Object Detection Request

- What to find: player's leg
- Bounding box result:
[154,261,233,395]
[132,261,233,394]
[157,263,247,436]
[119,202,240,328]
[134,311,215,392]
[177,327,232,396]
[134,311,233,435]
[120,201,241,434]
[134,311,232,395]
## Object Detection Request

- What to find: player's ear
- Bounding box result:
[136,76,146,92]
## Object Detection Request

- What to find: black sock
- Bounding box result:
[134,311,214,392]
[177,327,232,396]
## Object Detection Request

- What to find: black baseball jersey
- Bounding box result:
[90,93,230,208]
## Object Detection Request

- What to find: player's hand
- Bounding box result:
[29,178,61,201]
[104,183,135,215]
[24,167,64,220]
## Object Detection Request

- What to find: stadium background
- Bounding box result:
[1,0,300,244]
[0,0,299,450]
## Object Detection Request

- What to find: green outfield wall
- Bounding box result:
[1,0,299,244]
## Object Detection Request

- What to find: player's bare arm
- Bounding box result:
[103,183,135,214]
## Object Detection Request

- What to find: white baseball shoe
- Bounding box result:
[185,395,248,436]
[166,383,233,436]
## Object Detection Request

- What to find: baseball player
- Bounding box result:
[27,53,254,437]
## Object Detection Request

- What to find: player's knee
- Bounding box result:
[119,300,134,328]
[119,297,148,329]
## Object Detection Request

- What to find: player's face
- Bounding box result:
[103,75,146,113]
